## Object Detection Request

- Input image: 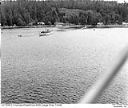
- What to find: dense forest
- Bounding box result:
[1,0,128,26]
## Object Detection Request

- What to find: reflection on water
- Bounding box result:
[1,28,128,104]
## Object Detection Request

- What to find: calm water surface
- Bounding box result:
[1,28,128,104]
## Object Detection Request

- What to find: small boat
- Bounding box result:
[18,35,22,37]
[39,29,52,37]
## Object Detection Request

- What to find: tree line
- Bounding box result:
[1,0,128,26]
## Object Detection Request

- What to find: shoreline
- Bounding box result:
[1,24,128,30]
[0,25,56,30]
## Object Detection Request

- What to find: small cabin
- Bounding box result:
[56,22,65,27]
[122,22,128,26]
[37,22,45,25]
[97,22,104,26]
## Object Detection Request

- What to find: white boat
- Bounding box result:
[39,29,52,37]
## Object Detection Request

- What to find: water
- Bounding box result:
[1,27,128,104]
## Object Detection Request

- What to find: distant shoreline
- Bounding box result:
[1,24,128,30]
[1,25,55,30]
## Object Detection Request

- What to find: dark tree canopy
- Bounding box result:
[1,0,128,26]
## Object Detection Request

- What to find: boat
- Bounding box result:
[39,29,52,37]
[18,35,22,37]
